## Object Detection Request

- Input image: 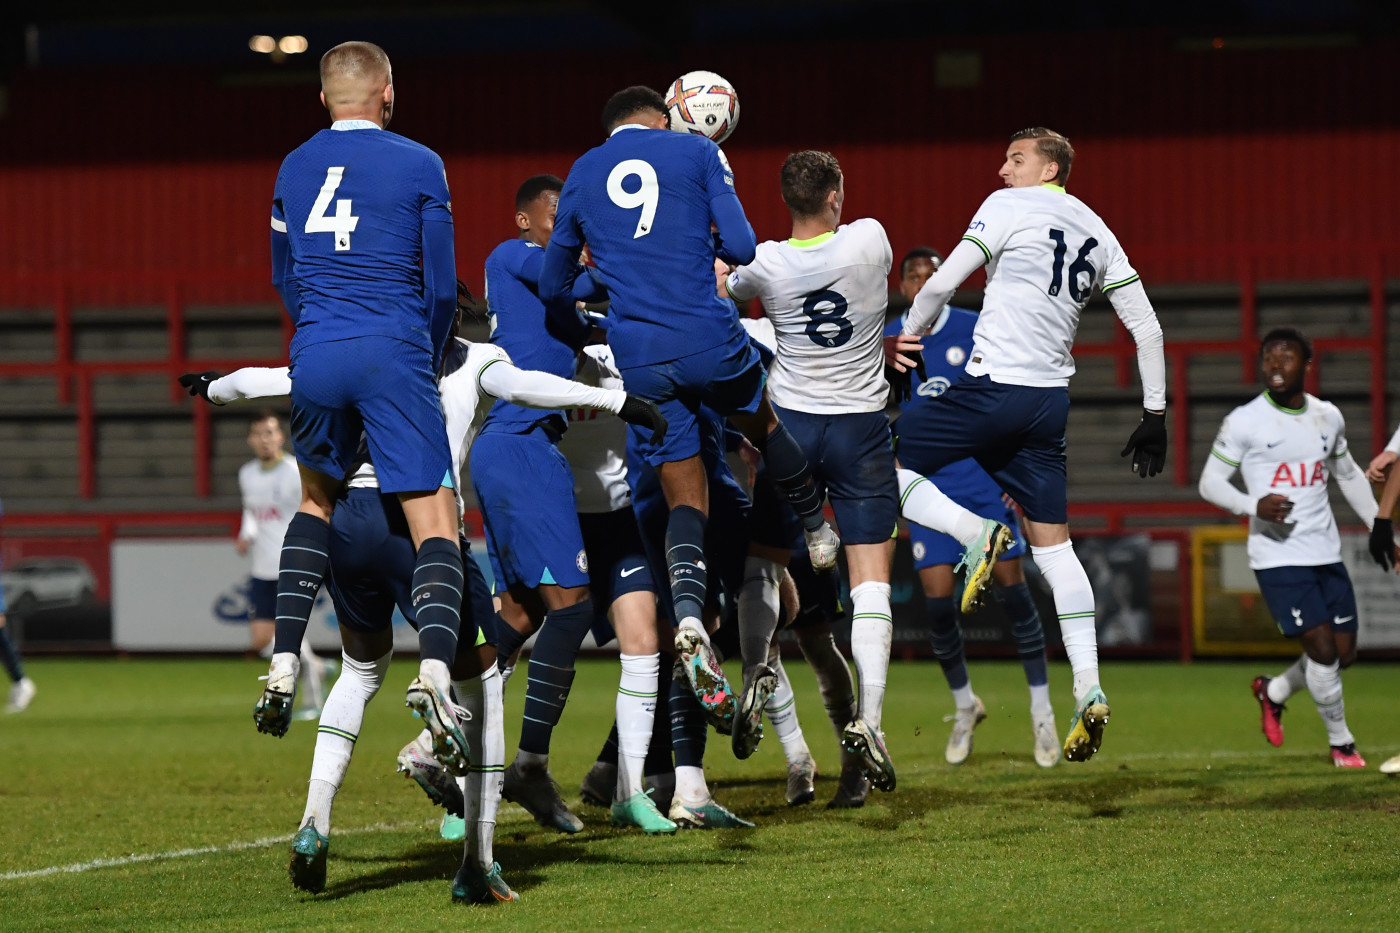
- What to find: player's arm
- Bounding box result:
[236,474,256,554]
[1372,451,1400,571]
[476,357,667,444]
[900,239,984,338]
[1365,423,1400,482]
[1101,237,1167,477]
[539,178,587,305]
[1197,417,1267,517]
[513,248,596,349]
[180,367,292,405]
[269,187,302,324]
[1332,449,1379,528]
[706,147,756,266]
[420,155,458,363]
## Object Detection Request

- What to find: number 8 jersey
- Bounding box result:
[959,185,1139,387]
[725,218,893,414]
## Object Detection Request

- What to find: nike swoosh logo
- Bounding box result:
[1335,616,1354,625]
[1266,440,1284,448]
[619,566,643,578]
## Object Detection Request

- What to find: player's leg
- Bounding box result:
[608,590,676,834]
[916,557,986,766]
[990,557,1058,767]
[0,604,36,714]
[1309,565,1363,767]
[1253,655,1307,747]
[763,634,817,806]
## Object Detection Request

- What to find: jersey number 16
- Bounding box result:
[1047,228,1098,303]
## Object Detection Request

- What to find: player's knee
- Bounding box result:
[1303,633,1338,667]
[1338,645,1357,669]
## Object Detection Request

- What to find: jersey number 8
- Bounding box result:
[802,289,853,348]
[607,159,660,239]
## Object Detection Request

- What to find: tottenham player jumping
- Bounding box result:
[540,87,839,731]
[260,41,468,769]
[888,127,1168,762]
[885,248,1058,768]
[1199,328,1377,768]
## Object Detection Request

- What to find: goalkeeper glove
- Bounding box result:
[1370,518,1395,572]
[618,395,668,446]
[1121,409,1167,478]
[178,371,222,402]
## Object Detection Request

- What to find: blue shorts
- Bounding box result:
[773,405,899,546]
[247,577,277,621]
[325,488,495,646]
[629,407,750,627]
[619,335,765,467]
[1254,563,1359,637]
[290,336,453,493]
[471,424,589,591]
[910,459,1027,569]
[893,374,1070,524]
[579,508,655,646]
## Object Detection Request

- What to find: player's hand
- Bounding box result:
[235,539,250,557]
[883,333,925,373]
[178,371,222,402]
[1369,518,1395,572]
[618,395,668,446]
[1120,409,1167,478]
[1256,493,1294,523]
[1366,450,1397,484]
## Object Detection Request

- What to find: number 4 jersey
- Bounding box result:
[271,121,453,357]
[958,185,1139,388]
[725,218,893,414]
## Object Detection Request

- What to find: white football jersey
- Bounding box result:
[960,185,1139,387]
[725,218,892,414]
[557,345,632,514]
[1209,393,1351,569]
[347,339,511,524]
[238,454,301,580]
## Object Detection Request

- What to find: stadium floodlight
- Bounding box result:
[248,35,276,54]
[278,36,309,54]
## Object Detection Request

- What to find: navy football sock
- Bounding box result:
[763,422,825,531]
[1000,582,1049,687]
[494,618,530,673]
[665,505,708,624]
[0,627,24,683]
[926,595,969,691]
[597,722,621,766]
[645,673,673,776]
[411,537,464,667]
[669,674,708,769]
[272,512,331,656]
[518,599,593,755]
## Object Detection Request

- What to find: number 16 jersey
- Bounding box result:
[725,218,893,414]
[960,185,1139,388]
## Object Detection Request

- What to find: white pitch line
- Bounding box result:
[1,819,431,882]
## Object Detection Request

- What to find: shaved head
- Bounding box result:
[319,41,394,126]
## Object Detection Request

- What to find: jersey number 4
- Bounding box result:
[607,159,659,239]
[1047,229,1098,302]
[306,167,360,252]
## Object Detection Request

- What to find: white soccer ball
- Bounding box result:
[666,70,740,144]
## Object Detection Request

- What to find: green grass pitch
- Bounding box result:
[1,656,1397,931]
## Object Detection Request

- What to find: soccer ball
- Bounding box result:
[666,70,740,145]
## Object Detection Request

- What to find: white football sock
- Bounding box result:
[675,765,709,806]
[452,675,484,865]
[301,650,390,833]
[738,556,784,682]
[763,657,810,767]
[952,683,975,710]
[1030,541,1099,702]
[299,638,326,709]
[797,630,858,738]
[1267,655,1308,704]
[849,581,893,730]
[1304,657,1354,747]
[476,665,505,870]
[1029,682,1053,715]
[897,469,985,544]
[616,652,660,801]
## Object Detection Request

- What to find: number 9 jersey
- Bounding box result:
[725,218,893,414]
[960,185,1139,388]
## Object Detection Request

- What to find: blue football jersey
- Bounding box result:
[545,126,756,369]
[272,123,454,357]
[887,307,1007,501]
[481,238,589,432]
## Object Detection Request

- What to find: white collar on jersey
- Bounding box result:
[609,123,650,136]
[330,119,381,131]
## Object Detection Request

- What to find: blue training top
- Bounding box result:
[541,125,756,369]
[271,121,457,360]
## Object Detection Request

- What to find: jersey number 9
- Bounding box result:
[607,159,659,239]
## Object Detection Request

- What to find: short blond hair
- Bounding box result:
[1011,127,1074,184]
[320,41,390,88]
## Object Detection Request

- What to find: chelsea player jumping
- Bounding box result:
[259,41,468,773]
[540,86,838,725]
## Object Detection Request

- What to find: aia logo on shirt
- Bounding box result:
[1270,462,1325,487]
[253,507,283,522]
[567,408,601,423]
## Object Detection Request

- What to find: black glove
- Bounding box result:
[178,371,222,402]
[885,351,926,406]
[1121,409,1167,478]
[618,395,668,446]
[1370,517,1395,572]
